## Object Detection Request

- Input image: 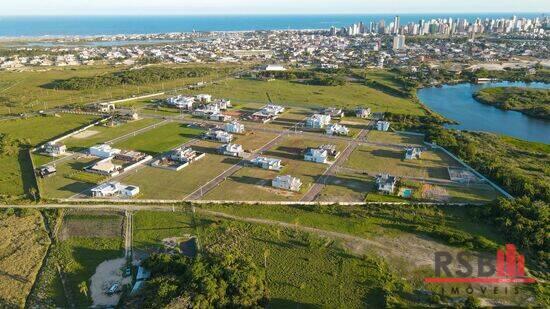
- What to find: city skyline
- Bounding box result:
[2,0,549,16]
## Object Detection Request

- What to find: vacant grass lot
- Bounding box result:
[0,210,50,308]
[0,114,97,197]
[113,122,202,156]
[367,131,425,146]
[133,211,194,251]
[183,78,424,115]
[233,131,279,152]
[316,170,373,202]
[345,145,461,179]
[120,141,239,199]
[0,64,235,114]
[63,118,161,151]
[39,156,104,198]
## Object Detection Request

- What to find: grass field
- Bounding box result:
[345,145,461,179]
[113,122,202,155]
[133,211,194,251]
[0,114,97,197]
[63,118,161,151]
[363,69,410,93]
[39,156,104,198]
[182,78,425,115]
[366,131,425,146]
[0,64,236,115]
[316,170,373,202]
[0,210,50,308]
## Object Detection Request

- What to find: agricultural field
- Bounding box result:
[0,209,50,308]
[0,114,97,197]
[0,64,237,115]
[182,78,425,115]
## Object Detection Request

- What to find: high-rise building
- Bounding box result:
[392,35,406,50]
[393,16,400,34]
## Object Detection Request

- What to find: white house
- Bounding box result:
[196,94,212,103]
[304,148,329,164]
[212,99,232,110]
[91,182,140,198]
[263,64,286,72]
[355,107,371,119]
[272,175,302,192]
[405,147,422,160]
[209,113,232,122]
[218,144,244,157]
[250,156,282,171]
[325,123,349,136]
[98,103,115,113]
[43,142,67,157]
[323,107,345,119]
[169,147,204,163]
[225,121,245,134]
[376,121,391,132]
[89,144,121,158]
[86,157,122,176]
[306,114,331,129]
[250,104,286,123]
[167,95,195,109]
[376,174,397,194]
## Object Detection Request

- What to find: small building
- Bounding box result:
[218,143,244,157]
[115,150,149,163]
[98,102,115,113]
[320,144,340,157]
[376,174,397,194]
[225,121,245,134]
[36,165,57,178]
[262,64,286,72]
[326,123,349,136]
[91,182,140,198]
[86,157,122,176]
[169,147,204,163]
[203,129,233,143]
[304,148,329,164]
[209,113,232,122]
[43,142,67,157]
[212,99,232,110]
[355,107,371,119]
[250,104,286,123]
[272,175,302,192]
[404,147,422,160]
[166,95,195,109]
[322,107,345,119]
[376,121,391,132]
[306,114,331,129]
[89,144,121,158]
[196,94,212,103]
[250,156,282,171]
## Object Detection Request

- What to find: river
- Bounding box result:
[417,81,550,144]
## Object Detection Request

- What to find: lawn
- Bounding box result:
[182,78,425,115]
[113,122,203,155]
[133,211,194,251]
[345,145,461,179]
[0,210,50,308]
[119,141,239,199]
[366,131,425,146]
[0,114,97,197]
[233,131,279,152]
[39,156,105,198]
[63,118,161,151]
[316,170,373,202]
[0,64,236,115]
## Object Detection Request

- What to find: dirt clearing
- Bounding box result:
[89,257,131,308]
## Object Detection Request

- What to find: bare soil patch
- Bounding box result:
[89,257,131,308]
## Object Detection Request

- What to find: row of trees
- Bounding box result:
[132,252,268,308]
[47,66,216,90]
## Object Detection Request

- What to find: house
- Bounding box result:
[43,142,67,157]
[250,156,282,171]
[98,103,115,113]
[404,147,422,160]
[209,113,232,122]
[320,144,340,157]
[355,107,371,119]
[212,99,232,110]
[304,148,329,164]
[376,121,391,132]
[306,114,331,129]
[225,121,245,134]
[86,157,122,176]
[262,64,286,72]
[218,143,244,157]
[196,94,212,103]
[322,107,345,119]
[91,182,140,198]
[169,147,204,163]
[272,175,302,192]
[250,104,286,123]
[166,95,195,109]
[203,129,233,143]
[115,150,149,163]
[89,144,121,158]
[376,174,397,194]
[36,165,56,178]
[326,123,349,136]
[193,104,220,118]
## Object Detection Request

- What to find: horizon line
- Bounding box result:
[0,12,548,17]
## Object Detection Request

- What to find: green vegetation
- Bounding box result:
[0,209,50,308]
[114,123,202,155]
[48,66,216,90]
[133,211,194,250]
[474,87,550,120]
[363,69,416,98]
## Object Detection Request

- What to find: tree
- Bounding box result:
[29,187,38,201]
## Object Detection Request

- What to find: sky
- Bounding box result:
[2,0,549,15]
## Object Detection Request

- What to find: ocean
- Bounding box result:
[0,14,546,37]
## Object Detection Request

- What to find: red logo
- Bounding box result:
[425,244,536,284]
